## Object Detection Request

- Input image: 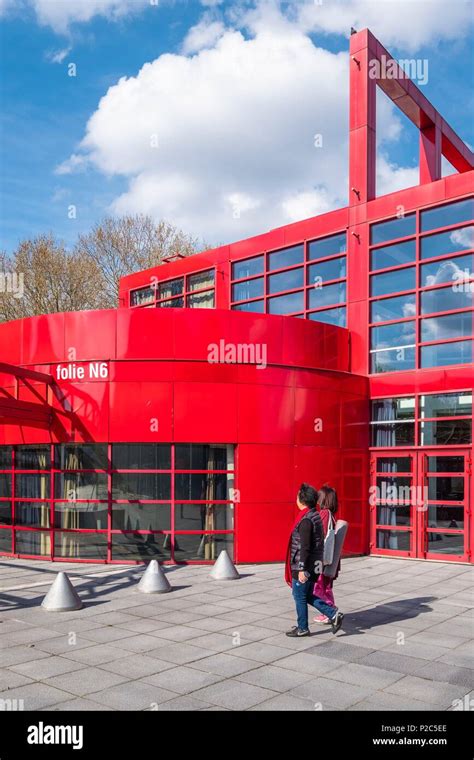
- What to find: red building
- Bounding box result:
[0,29,472,566]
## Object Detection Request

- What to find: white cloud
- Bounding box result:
[46,45,72,64]
[13,0,151,33]
[59,2,471,244]
[295,0,473,53]
[182,18,226,54]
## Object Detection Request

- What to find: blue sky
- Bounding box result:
[1,0,473,253]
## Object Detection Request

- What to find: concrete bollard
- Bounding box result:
[209,550,240,580]
[138,560,171,594]
[41,572,83,612]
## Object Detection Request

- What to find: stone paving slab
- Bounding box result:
[0,555,472,711]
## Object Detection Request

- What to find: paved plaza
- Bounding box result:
[0,556,472,711]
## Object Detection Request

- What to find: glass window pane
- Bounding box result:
[15,474,50,499]
[370,267,415,297]
[371,240,416,271]
[376,505,411,526]
[0,448,12,469]
[371,423,415,447]
[370,321,416,350]
[130,287,155,306]
[0,529,12,553]
[55,444,108,471]
[111,533,170,561]
[420,420,472,445]
[308,282,346,310]
[427,476,464,502]
[421,286,472,315]
[421,340,472,369]
[232,300,265,313]
[111,503,171,532]
[232,277,264,302]
[188,270,215,291]
[0,474,12,498]
[421,392,472,418]
[268,245,304,271]
[15,502,50,528]
[371,347,415,373]
[308,257,346,284]
[175,444,233,470]
[174,503,234,531]
[187,291,215,309]
[16,446,51,469]
[376,529,411,551]
[54,473,108,501]
[376,457,412,472]
[421,253,473,287]
[175,473,233,501]
[268,268,304,294]
[232,256,264,279]
[268,291,304,315]
[308,232,346,260]
[112,473,171,501]
[420,198,474,232]
[427,456,464,472]
[158,297,184,308]
[173,533,234,562]
[112,444,171,470]
[421,226,473,259]
[308,307,346,327]
[372,398,415,421]
[0,502,12,525]
[370,215,416,245]
[158,278,184,299]
[376,476,412,503]
[16,530,50,556]
[371,294,416,323]
[54,532,107,560]
[427,533,464,555]
[425,505,464,529]
[421,313,472,343]
[54,502,109,530]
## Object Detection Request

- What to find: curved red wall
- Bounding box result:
[0,308,369,561]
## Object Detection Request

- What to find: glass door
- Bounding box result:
[371,450,470,562]
[370,452,417,558]
[417,451,470,562]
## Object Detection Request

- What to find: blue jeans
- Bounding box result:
[291,579,337,630]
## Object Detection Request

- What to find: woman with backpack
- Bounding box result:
[313,484,342,625]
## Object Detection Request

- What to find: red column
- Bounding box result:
[419,123,442,184]
[349,30,377,205]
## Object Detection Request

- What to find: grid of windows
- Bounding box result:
[130,269,215,310]
[369,198,474,374]
[370,392,473,448]
[0,444,235,563]
[230,232,347,327]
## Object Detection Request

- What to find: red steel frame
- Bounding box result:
[0,28,473,565]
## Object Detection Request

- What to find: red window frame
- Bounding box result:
[129,267,216,309]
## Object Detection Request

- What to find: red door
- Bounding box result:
[370,450,470,562]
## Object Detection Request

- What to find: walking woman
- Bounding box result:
[313,485,341,625]
[285,483,344,637]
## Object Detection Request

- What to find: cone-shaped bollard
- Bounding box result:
[138,560,171,594]
[41,572,83,612]
[210,550,240,580]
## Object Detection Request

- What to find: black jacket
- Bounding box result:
[290,509,324,581]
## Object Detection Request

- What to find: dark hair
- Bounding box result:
[317,484,338,514]
[297,483,318,510]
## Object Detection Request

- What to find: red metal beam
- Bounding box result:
[0,362,54,385]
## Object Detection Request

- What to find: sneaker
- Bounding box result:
[285,627,310,637]
[313,615,331,625]
[330,611,344,635]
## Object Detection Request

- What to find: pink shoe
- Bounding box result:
[313,614,331,625]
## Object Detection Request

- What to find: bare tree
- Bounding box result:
[0,235,104,323]
[75,215,199,308]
